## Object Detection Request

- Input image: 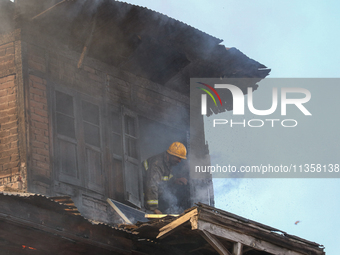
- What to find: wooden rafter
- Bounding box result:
[193,220,304,255]
[200,229,232,255]
[232,242,243,255]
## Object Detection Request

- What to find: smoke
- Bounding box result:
[214,178,242,196]
[159,184,180,214]
[0,0,14,34]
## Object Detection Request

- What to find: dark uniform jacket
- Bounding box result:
[142,152,174,211]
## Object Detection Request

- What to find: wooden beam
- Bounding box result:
[200,229,232,255]
[232,242,243,255]
[77,13,97,68]
[193,220,305,255]
[156,208,198,239]
[31,0,67,20]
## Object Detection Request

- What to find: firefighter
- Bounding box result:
[142,142,188,214]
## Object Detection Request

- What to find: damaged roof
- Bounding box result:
[0,192,325,255]
[3,0,269,99]
[133,203,325,255]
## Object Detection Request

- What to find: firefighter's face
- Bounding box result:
[169,155,182,166]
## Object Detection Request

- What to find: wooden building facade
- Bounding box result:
[0,0,269,222]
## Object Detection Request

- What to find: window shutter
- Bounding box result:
[55,91,81,186]
[122,107,142,208]
[109,109,123,199]
[81,99,104,193]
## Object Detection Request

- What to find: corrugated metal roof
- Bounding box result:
[115,0,223,43]
[0,191,133,234]
[125,203,324,254]
[0,192,139,254]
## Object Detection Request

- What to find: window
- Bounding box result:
[111,111,122,156]
[82,101,100,147]
[54,89,104,193]
[53,88,143,206]
[124,115,138,159]
[82,100,103,192]
[122,107,142,208]
[55,91,80,185]
[108,106,142,207]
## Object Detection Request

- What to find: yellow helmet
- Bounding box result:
[167,142,187,159]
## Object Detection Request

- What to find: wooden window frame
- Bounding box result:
[52,86,105,194]
[121,107,143,208]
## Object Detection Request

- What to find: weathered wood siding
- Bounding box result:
[22,29,193,222]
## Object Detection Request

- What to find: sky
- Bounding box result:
[123,0,339,253]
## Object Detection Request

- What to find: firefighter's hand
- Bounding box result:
[175,177,188,185]
[154,209,162,214]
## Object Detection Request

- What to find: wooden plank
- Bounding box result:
[157,208,198,239]
[232,242,243,255]
[194,220,306,255]
[31,0,67,20]
[145,214,179,219]
[107,198,132,224]
[200,229,232,255]
[107,198,147,224]
[77,13,97,69]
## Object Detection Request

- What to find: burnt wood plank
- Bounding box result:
[157,208,198,239]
